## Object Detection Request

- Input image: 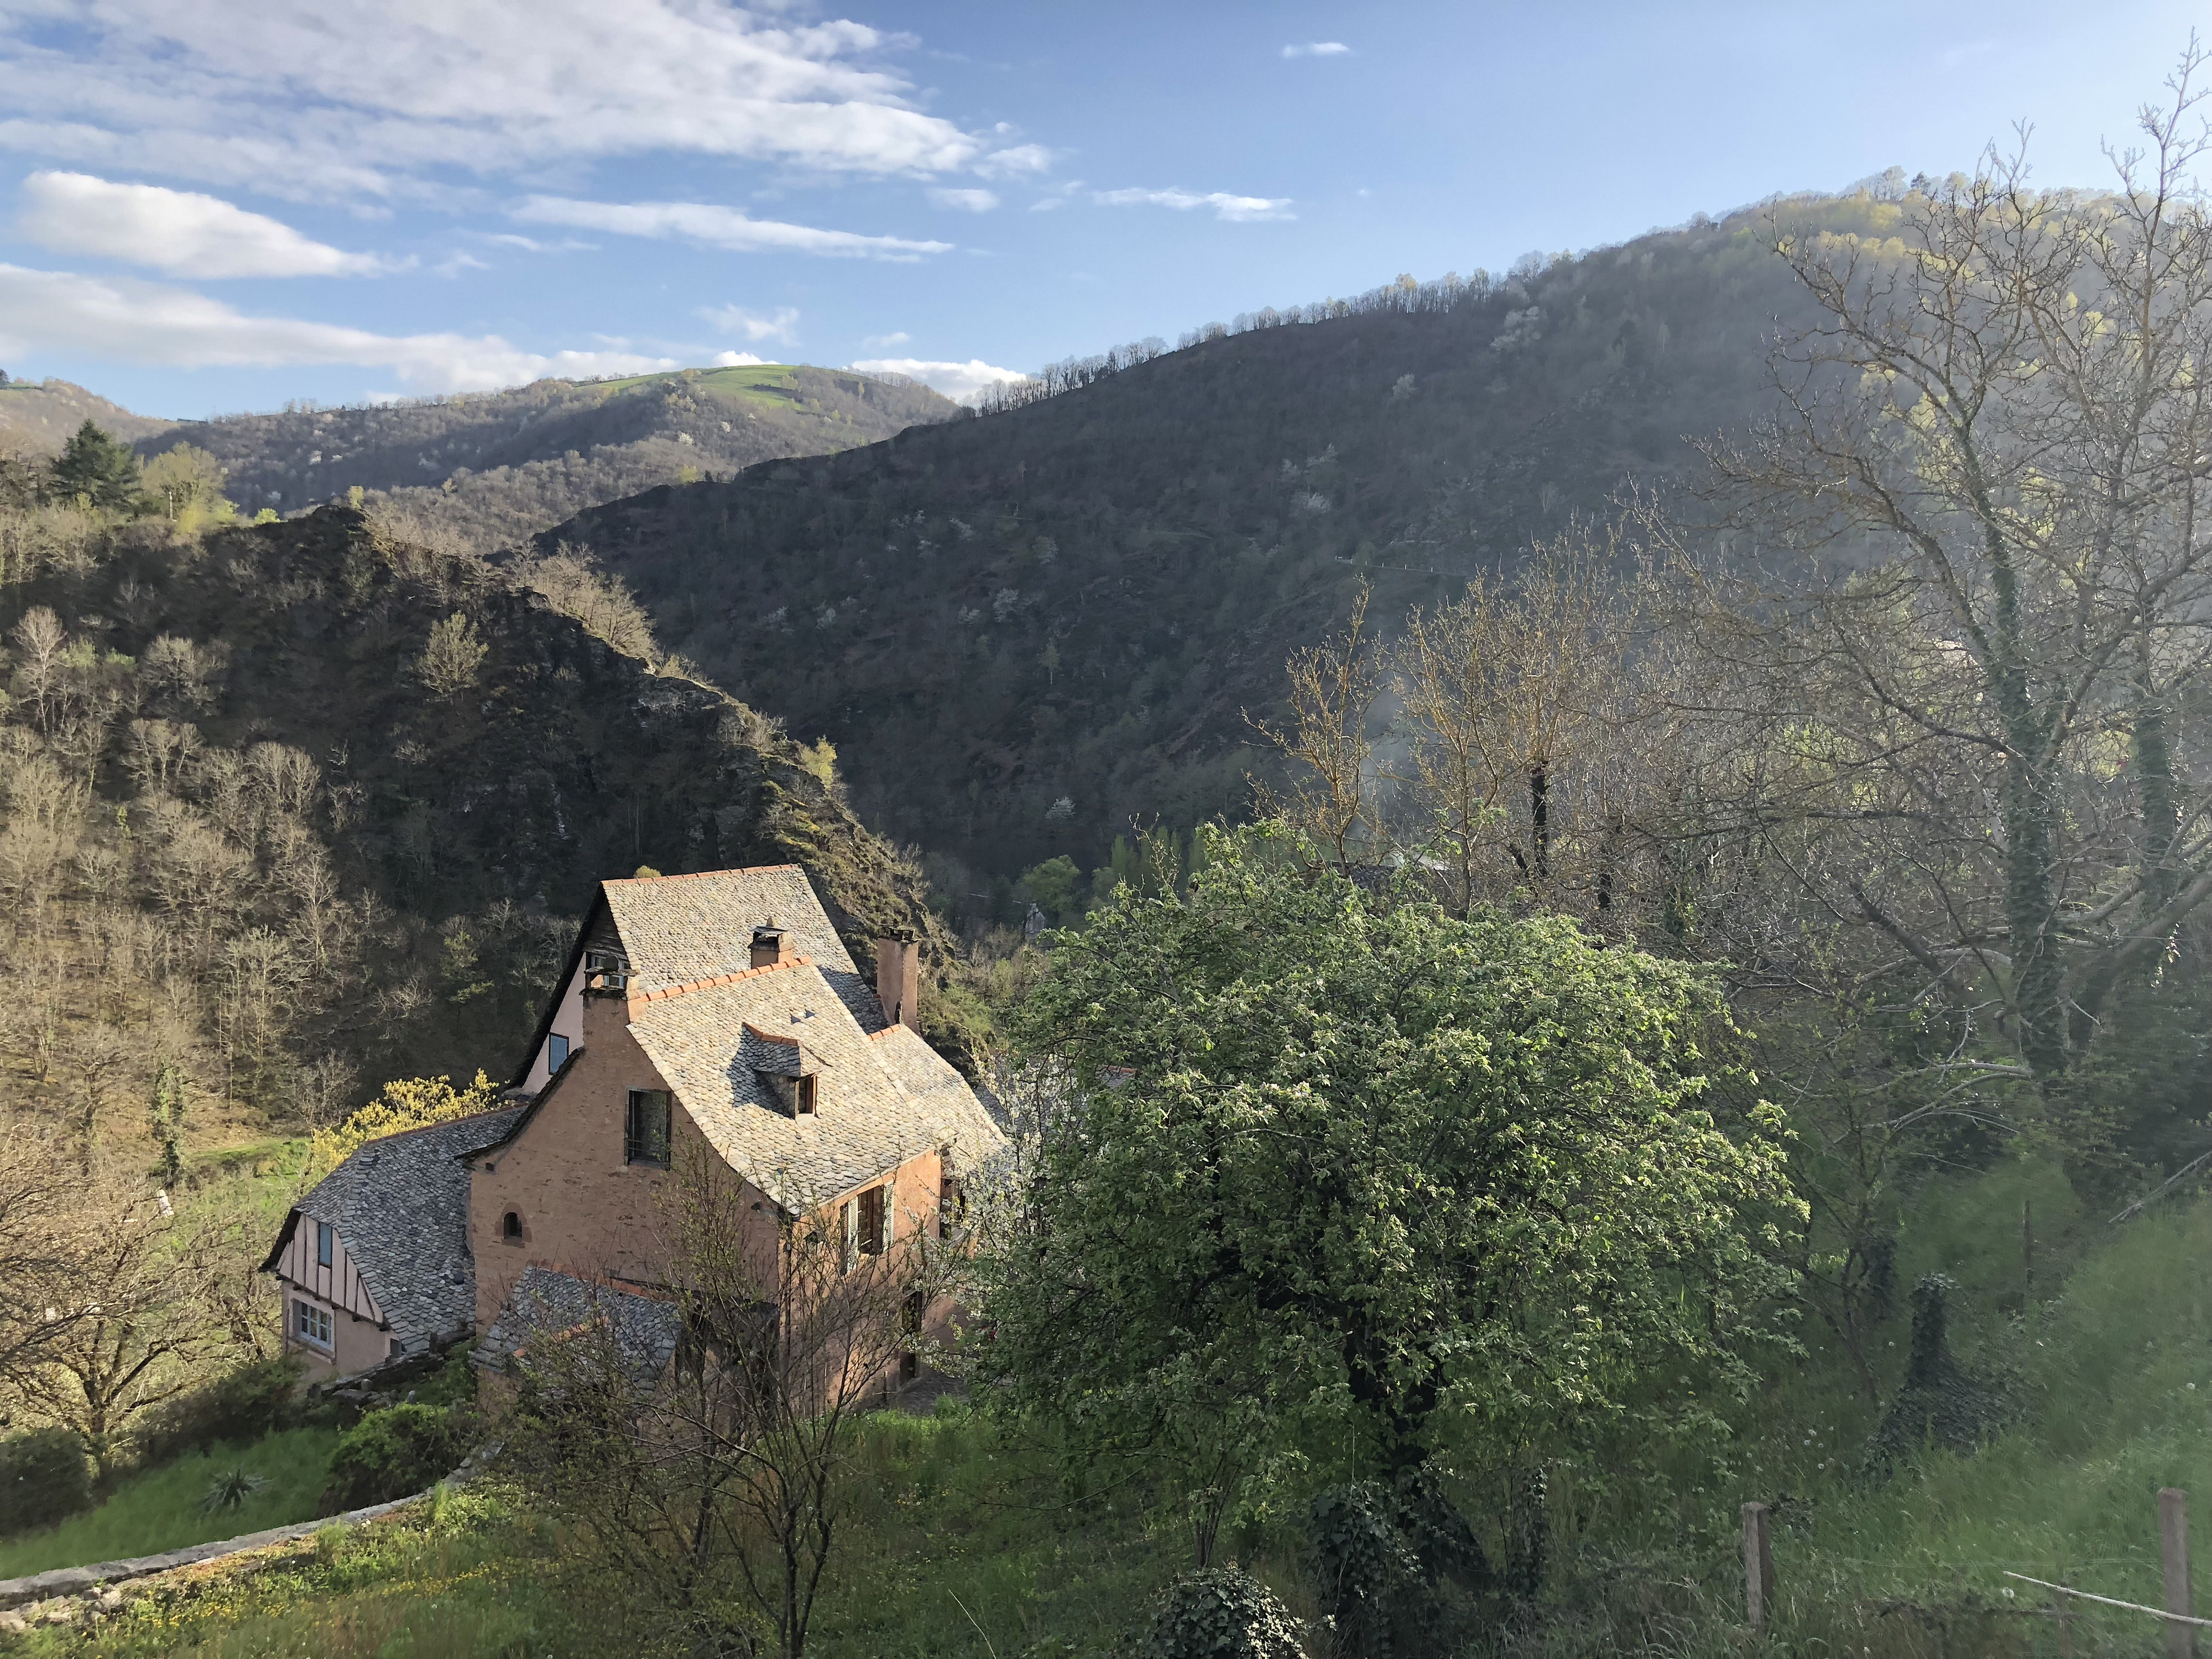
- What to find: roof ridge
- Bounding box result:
[628,954,813,1010]
[330,1100,525,1157]
[604,863,800,887]
[743,1020,801,1045]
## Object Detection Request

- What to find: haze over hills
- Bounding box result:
[540,191,1889,894]
[135,363,960,549]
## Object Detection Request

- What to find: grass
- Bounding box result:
[17,1165,2212,1657]
[0,1429,341,1580]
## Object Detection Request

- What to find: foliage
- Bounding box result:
[50,419,143,514]
[319,1404,461,1513]
[0,1426,93,1537]
[128,1354,305,1469]
[980,826,1800,1560]
[305,1071,500,1184]
[198,1464,268,1511]
[1866,1274,2007,1473]
[0,1426,338,1577]
[797,735,837,787]
[1138,1567,1305,1659]
[139,444,235,533]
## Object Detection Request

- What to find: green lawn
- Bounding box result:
[0,1429,341,1579]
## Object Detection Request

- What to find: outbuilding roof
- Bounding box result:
[263,1105,528,1345]
[473,1263,685,1379]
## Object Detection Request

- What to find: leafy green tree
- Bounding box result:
[978,828,1798,1557]
[49,420,143,513]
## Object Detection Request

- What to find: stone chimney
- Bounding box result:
[876,932,920,1032]
[750,918,795,970]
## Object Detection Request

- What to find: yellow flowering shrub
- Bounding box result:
[305,1071,502,1184]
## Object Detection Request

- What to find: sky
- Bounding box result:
[0,0,2201,418]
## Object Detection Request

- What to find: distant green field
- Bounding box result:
[0,1428,341,1579]
[585,364,806,409]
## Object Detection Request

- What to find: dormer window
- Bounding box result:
[797,1075,818,1115]
[760,1070,820,1117]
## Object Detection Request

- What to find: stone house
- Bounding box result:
[265,863,1003,1385]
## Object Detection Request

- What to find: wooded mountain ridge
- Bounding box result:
[536,192,1905,895]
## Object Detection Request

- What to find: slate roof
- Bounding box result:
[626,958,1005,1213]
[474,1264,685,1380]
[603,865,881,1029]
[269,1106,528,1345]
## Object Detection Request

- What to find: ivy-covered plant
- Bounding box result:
[1139,1568,1305,1659]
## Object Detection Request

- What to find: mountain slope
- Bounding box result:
[140,364,959,549]
[0,377,176,455]
[0,504,959,1143]
[540,193,1894,889]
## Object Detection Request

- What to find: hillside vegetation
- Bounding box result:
[536,192,1911,889]
[138,365,958,551]
[0,380,175,458]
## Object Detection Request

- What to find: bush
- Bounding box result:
[320,1405,461,1514]
[130,1355,305,1469]
[0,1428,93,1538]
[1140,1568,1305,1659]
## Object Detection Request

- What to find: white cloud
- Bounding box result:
[927,186,998,213]
[861,330,910,347]
[712,349,767,367]
[0,1,1001,200]
[975,144,1052,178]
[513,196,951,260]
[1281,41,1352,58]
[848,356,1025,404]
[700,303,800,345]
[482,231,594,253]
[18,170,388,277]
[1095,187,1293,222]
[432,251,489,277]
[0,261,676,392]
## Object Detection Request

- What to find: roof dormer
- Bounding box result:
[744,1020,824,1117]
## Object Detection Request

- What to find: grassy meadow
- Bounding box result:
[8,1155,2212,1657]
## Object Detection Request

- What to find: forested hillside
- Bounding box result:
[139,364,958,551]
[0,502,951,1151]
[540,192,1902,890]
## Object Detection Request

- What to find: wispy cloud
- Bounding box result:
[1094,186,1293,222]
[0,1,1003,200]
[700,302,800,345]
[1281,41,1352,58]
[848,355,1024,404]
[513,196,952,260]
[927,186,999,213]
[0,260,676,391]
[861,330,910,348]
[481,231,594,253]
[974,143,1053,179]
[18,171,391,277]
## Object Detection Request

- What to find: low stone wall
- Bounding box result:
[0,1488,430,1625]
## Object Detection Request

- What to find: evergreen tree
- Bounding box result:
[49,420,143,513]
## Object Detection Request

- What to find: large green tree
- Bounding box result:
[977,828,1798,1558]
[49,420,143,513]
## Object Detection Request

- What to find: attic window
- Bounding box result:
[625,1088,671,1167]
[547,1033,570,1072]
[316,1221,333,1268]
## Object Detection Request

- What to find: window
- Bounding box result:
[315,1221,333,1268]
[293,1298,332,1350]
[502,1211,523,1243]
[858,1185,888,1258]
[547,1033,570,1072]
[796,1074,818,1115]
[625,1089,671,1167]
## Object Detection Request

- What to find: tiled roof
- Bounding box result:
[627,962,1004,1212]
[288,1106,528,1344]
[603,865,881,1029]
[473,1264,684,1379]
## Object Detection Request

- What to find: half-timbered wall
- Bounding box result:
[273,1220,384,1324]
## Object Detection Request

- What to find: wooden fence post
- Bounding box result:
[2162,1488,2196,1659]
[1743,1501,1775,1631]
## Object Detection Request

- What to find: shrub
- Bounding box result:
[130,1354,305,1469]
[1140,1568,1305,1659]
[320,1405,461,1514]
[0,1428,94,1537]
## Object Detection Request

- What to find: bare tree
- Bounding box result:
[505,1151,949,1659]
[1670,51,2212,1079]
[1246,583,1384,872]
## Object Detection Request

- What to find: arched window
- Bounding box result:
[502,1211,523,1242]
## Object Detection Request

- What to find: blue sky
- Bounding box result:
[0,0,2200,418]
